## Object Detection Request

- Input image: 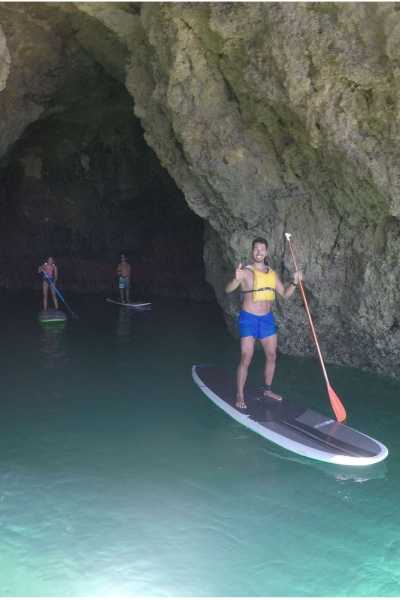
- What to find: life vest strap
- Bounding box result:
[242,287,275,294]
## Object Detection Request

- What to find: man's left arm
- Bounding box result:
[276,271,302,299]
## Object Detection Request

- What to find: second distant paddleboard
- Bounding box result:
[106,298,151,309]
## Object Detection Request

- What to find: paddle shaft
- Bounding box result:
[42,272,78,318]
[286,236,347,422]
[286,238,331,388]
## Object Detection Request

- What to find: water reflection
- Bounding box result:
[115,308,132,342]
[39,323,68,368]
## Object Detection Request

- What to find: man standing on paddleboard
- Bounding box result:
[38,256,59,311]
[226,237,302,410]
[117,253,131,304]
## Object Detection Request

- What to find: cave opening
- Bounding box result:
[0,51,211,302]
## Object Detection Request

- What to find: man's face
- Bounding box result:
[252,242,268,264]
[120,255,126,263]
[48,257,54,265]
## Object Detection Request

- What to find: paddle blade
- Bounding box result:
[328,384,347,423]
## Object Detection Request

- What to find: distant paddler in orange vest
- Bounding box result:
[225,237,302,410]
[38,256,59,311]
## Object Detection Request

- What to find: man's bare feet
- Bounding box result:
[235,397,247,410]
[263,385,282,402]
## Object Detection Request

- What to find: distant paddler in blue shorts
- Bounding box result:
[225,237,302,410]
[38,256,59,311]
[117,253,131,304]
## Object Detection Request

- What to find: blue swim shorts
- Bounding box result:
[119,276,129,289]
[238,310,277,339]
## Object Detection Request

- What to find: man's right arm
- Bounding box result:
[225,263,246,294]
[225,278,241,294]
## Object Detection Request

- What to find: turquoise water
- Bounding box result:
[0,292,399,596]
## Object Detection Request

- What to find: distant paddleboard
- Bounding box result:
[192,365,388,466]
[106,298,151,309]
[39,309,67,323]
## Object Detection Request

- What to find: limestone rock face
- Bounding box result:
[76,2,400,376]
[1,3,400,376]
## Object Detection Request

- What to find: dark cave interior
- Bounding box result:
[0,59,210,301]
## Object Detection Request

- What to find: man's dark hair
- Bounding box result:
[252,237,268,250]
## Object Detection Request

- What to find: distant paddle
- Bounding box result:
[285,233,347,423]
[41,272,79,319]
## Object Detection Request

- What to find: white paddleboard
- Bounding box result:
[39,309,67,323]
[192,365,388,466]
[106,298,151,309]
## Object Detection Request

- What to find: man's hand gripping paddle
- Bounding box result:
[285,233,347,423]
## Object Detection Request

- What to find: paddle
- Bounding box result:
[41,271,79,319]
[285,233,347,423]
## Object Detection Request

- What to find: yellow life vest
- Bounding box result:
[247,267,276,302]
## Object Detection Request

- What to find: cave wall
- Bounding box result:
[0,2,400,375]
[0,2,209,300]
[75,2,400,376]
